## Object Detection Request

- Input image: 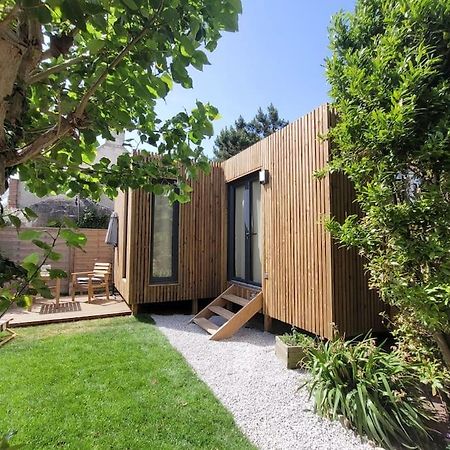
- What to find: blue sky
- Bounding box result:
[155,0,356,157]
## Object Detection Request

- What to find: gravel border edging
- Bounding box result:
[153,314,374,450]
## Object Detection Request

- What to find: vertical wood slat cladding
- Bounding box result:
[327,109,385,335]
[113,189,128,302]
[123,165,225,304]
[251,104,334,337]
[223,105,332,336]
[114,104,383,338]
[222,104,382,338]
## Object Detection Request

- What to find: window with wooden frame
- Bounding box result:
[149,194,179,284]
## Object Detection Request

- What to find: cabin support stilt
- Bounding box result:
[264,315,272,332]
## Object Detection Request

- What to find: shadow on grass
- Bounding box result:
[134,313,155,325]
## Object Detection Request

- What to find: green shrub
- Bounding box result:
[280,329,317,368]
[280,329,316,347]
[392,311,450,398]
[76,206,110,229]
[306,335,434,449]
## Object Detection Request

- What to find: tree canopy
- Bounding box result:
[213,104,288,161]
[326,0,450,373]
[0,0,241,203]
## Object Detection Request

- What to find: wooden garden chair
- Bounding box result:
[71,262,111,303]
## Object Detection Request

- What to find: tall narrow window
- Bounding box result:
[122,190,129,278]
[150,194,179,283]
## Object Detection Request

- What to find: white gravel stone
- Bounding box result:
[153,314,374,450]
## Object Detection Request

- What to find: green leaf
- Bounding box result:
[23,252,40,266]
[48,269,67,279]
[121,0,139,10]
[179,35,195,57]
[61,0,86,30]
[8,215,21,228]
[19,230,43,241]
[34,4,52,24]
[47,251,62,261]
[24,207,38,220]
[86,39,105,54]
[160,73,173,90]
[60,229,87,248]
[32,239,51,251]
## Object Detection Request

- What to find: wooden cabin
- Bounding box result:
[113,104,384,340]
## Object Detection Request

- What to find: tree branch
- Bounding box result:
[74,1,164,120]
[74,30,150,119]
[27,56,85,84]
[4,1,164,168]
[5,118,72,167]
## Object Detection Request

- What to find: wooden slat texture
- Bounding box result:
[221,104,383,338]
[223,105,334,337]
[0,227,113,295]
[327,109,384,335]
[114,165,225,306]
[114,104,384,338]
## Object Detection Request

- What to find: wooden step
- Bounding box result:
[208,305,234,320]
[193,317,219,335]
[191,284,263,341]
[222,294,250,307]
[211,291,263,341]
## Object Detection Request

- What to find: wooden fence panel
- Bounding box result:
[0,227,112,294]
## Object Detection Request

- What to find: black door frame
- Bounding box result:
[227,173,261,286]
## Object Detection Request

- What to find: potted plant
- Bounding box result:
[275,329,315,369]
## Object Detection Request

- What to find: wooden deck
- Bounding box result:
[2,295,131,327]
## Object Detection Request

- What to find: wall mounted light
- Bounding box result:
[259,169,269,185]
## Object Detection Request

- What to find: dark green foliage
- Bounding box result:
[213,104,288,161]
[76,206,110,229]
[326,0,450,369]
[280,328,316,348]
[306,335,434,449]
[1,0,242,203]
[0,431,20,450]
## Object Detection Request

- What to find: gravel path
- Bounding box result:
[153,314,374,450]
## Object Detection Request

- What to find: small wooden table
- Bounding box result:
[41,274,61,308]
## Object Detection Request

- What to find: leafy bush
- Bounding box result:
[326,0,450,370]
[281,329,317,347]
[392,311,450,397]
[76,206,110,229]
[306,335,434,449]
[280,329,317,368]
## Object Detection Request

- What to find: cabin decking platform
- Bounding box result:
[3,295,131,327]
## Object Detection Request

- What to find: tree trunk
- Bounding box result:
[0,35,23,149]
[433,331,450,370]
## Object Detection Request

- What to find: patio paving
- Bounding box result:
[3,294,131,327]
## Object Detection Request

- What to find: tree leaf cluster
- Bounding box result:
[326,0,450,370]
[213,104,288,161]
[0,0,242,200]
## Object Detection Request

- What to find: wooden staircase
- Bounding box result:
[190,284,263,340]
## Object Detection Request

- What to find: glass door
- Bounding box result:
[228,174,262,285]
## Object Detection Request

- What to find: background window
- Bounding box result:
[150,195,179,283]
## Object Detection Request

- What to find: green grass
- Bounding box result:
[0,316,255,450]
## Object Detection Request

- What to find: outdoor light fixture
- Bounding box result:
[259,169,269,185]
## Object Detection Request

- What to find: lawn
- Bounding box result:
[0,316,254,449]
